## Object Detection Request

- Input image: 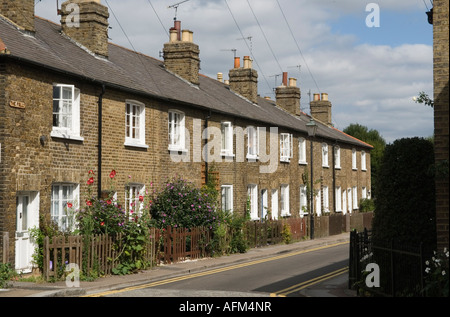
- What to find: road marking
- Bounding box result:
[271,267,349,297]
[84,241,349,297]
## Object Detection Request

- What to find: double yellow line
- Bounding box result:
[270,266,349,297]
[84,241,348,297]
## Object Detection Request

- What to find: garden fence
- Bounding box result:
[349,229,432,297]
[245,218,306,248]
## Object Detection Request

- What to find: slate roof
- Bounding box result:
[0,16,372,149]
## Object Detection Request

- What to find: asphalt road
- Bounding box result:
[98,243,349,297]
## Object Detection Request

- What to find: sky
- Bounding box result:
[35,0,435,144]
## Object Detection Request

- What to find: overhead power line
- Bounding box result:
[276,0,321,94]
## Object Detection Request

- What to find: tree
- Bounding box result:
[343,123,386,198]
[372,137,436,248]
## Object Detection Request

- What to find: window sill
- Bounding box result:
[246,154,259,161]
[280,158,291,163]
[299,161,308,165]
[51,131,84,142]
[124,142,149,149]
[169,147,188,154]
[221,152,235,159]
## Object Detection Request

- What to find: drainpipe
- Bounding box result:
[98,84,106,198]
[204,110,211,185]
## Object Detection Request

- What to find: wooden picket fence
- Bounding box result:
[245,218,307,248]
[155,226,212,264]
[43,230,157,281]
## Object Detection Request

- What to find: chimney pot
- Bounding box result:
[243,56,252,69]
[313,93,321,101]
[234,57,241,69]
[321,93,328,101]
[282,72,288,86]
[217,72,223,82]
[289,78,297,87]
[174,20,181,40]
[169,29,178,42]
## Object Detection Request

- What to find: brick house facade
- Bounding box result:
[0,0,372,270]
[432,0,449,251]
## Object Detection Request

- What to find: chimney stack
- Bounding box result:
[228,56,259,104]
[163,20,200,85]
[275,72,301,116]
[310,93,333,127]
[0,0,35,33]
[60,0,110,58]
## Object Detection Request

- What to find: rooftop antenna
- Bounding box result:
[237,36,253,53]
[168,0,190,21]
[270,73,283,90]
[220,49,237,58]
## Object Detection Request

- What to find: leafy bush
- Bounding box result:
[423,249,449,297]
[0,263,18,289]
[372,137,436,248]
[148,177,219,230]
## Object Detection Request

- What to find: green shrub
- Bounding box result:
[372,137,436,248]
[0,263,17,289]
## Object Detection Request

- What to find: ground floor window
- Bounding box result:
[247,184,258,220]
[125,184,145,217]
[221,185,233,213]
[51,183,79,232]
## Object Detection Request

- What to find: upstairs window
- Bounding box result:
[52,84,82,141]
[221,122,234,157]
[125,101,147,148]
[298,137,307,165]
[334,146,341,169]
[247,126,259,160]
[322,143,329,167]
[280,133,293,162]
[361,151,367,171]
[352,148,357,170]
[168,110,186,152]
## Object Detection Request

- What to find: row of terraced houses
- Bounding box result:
[0,0,373,273]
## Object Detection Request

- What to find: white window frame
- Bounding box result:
[221,121,234,157]
[51,84,83,141]
[247,184,259,220]
[335,186,342,212]
[322,143,329,167]
[361,151,367,171]
[342,190,347,215]
[221,185,233,213]
[246,126,259,160]
[299,185,308,217]
[125,184,145,217]
[280,133,293,162]
[352,186,358,210]
[334,145,341,169]
[362,187,367,200]
[125,100,148,148]
[323,186,329,213]
[168,110,187,152]
[280,184,290,217]
[298,137,307,165]
[271,189,279,220]
[352,148,357,170]
[51,183,79,232]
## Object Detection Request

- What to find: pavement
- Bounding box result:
[0,232,357,298]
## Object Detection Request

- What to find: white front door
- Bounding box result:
[15,192,39,273]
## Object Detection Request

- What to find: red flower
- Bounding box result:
[86,200,92,206]
[87,177,94,185]
[139,195,144,202]
[88,169,95,175]
[106,200,112,205]
[67,203,73,209]
[109,170,116,179]
[100,222,105,226]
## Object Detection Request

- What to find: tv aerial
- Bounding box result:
[220,49,237,59]
[168,0,190,21]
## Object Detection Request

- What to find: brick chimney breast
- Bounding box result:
[276,72,301,116]
[60,0,110,58]
[228,56,259,104]
[0,0,35,33]
[163,21,200,86]
[310,93,333,127]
